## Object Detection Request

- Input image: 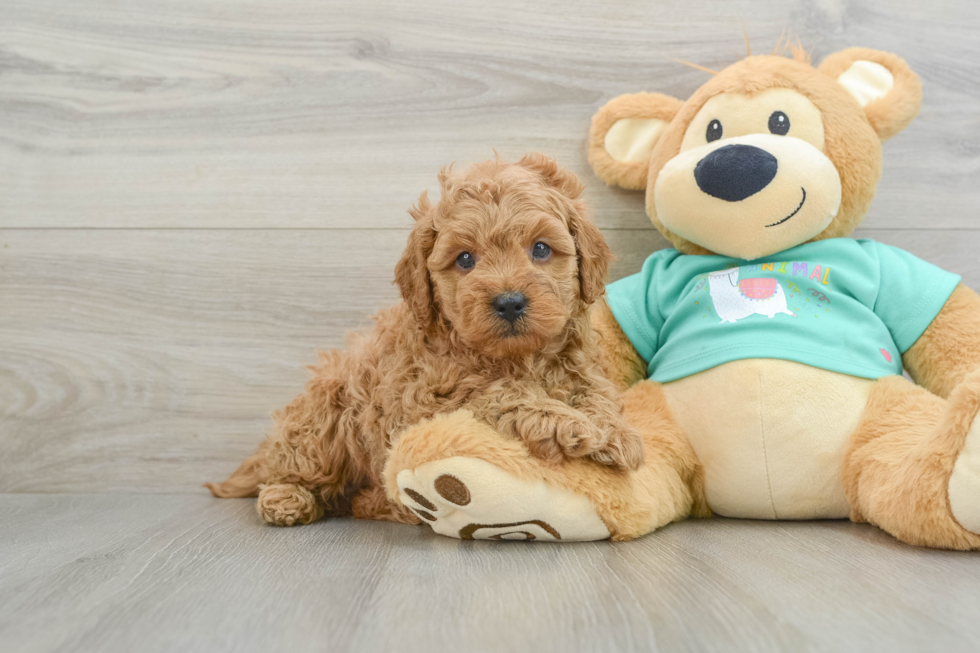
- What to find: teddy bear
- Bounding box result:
[384,45,980,549]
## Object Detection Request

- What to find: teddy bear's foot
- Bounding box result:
[395,456,609,541]
[385,410,612,541]
[846,371,980,548]
[256,483,324,526]
[948,409,980,534]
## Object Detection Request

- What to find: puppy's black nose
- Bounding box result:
[694,144,778,202]
[492,292,527,323]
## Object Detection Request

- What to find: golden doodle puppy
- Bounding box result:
[207,153,644,526]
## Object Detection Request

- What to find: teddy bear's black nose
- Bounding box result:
[694,144,778,202]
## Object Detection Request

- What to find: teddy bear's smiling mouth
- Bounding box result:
[765,187,807,228]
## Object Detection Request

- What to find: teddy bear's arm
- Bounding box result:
[591,299,648,392]
[903,284,980,399]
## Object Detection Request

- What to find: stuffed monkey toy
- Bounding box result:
[386,47,980,549]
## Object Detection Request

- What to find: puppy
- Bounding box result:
[207,153,645,526]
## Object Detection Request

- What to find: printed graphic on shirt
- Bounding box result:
[693,261,835,324]
[707,268,796,323]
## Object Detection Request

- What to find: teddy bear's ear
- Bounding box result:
[588,93,683,190]
[818,48,922,142]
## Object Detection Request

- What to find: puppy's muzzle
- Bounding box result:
[492,292,528,323]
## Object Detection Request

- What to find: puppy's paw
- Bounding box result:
[256,483,324,526]
[589,426,646,471]
[514,405,605,464]
[551,412,608,460]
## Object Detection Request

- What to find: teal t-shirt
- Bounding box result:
[606,239,961,383]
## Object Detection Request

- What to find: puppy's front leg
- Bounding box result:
[475,382,608,465]
[499,399,609,465]
[572,392,646,471]
[475,380,645,470]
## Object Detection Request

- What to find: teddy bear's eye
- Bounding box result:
[706,119,723,143]
[768,111,790,135]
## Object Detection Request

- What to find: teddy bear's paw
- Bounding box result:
[396,456,610,542]
[948,413,980,534]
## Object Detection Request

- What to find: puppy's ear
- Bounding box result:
[517,153,611,305]
[589,92,683,190]
[568,207,613,306]
[818,48,922,142]
[517,152,585,199]
[395,191,437,327]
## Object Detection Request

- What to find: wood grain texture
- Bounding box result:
[0,228,661,493]
[0,0,979,230]
[2,228,978,493]
[2,494,980,653]
[3,3,980,649]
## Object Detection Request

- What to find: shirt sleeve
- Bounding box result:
[872,242,961,353]
[604,252,667,363]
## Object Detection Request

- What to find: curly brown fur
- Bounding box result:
[591,298,649,393]
[206,154,645,525]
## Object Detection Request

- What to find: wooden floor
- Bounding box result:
[2,0,980,651]
[3,495,980,653]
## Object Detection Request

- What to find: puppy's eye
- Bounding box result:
[706,119,723,143]
[531,242,552,261]
[456,251,475,271]
[768,111,790,135]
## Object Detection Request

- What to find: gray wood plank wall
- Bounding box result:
[2,0,979,493]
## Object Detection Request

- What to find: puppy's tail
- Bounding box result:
[204,441,269,498]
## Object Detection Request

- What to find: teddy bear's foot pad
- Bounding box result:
[949,416,980,534]
[396,457,610,541]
